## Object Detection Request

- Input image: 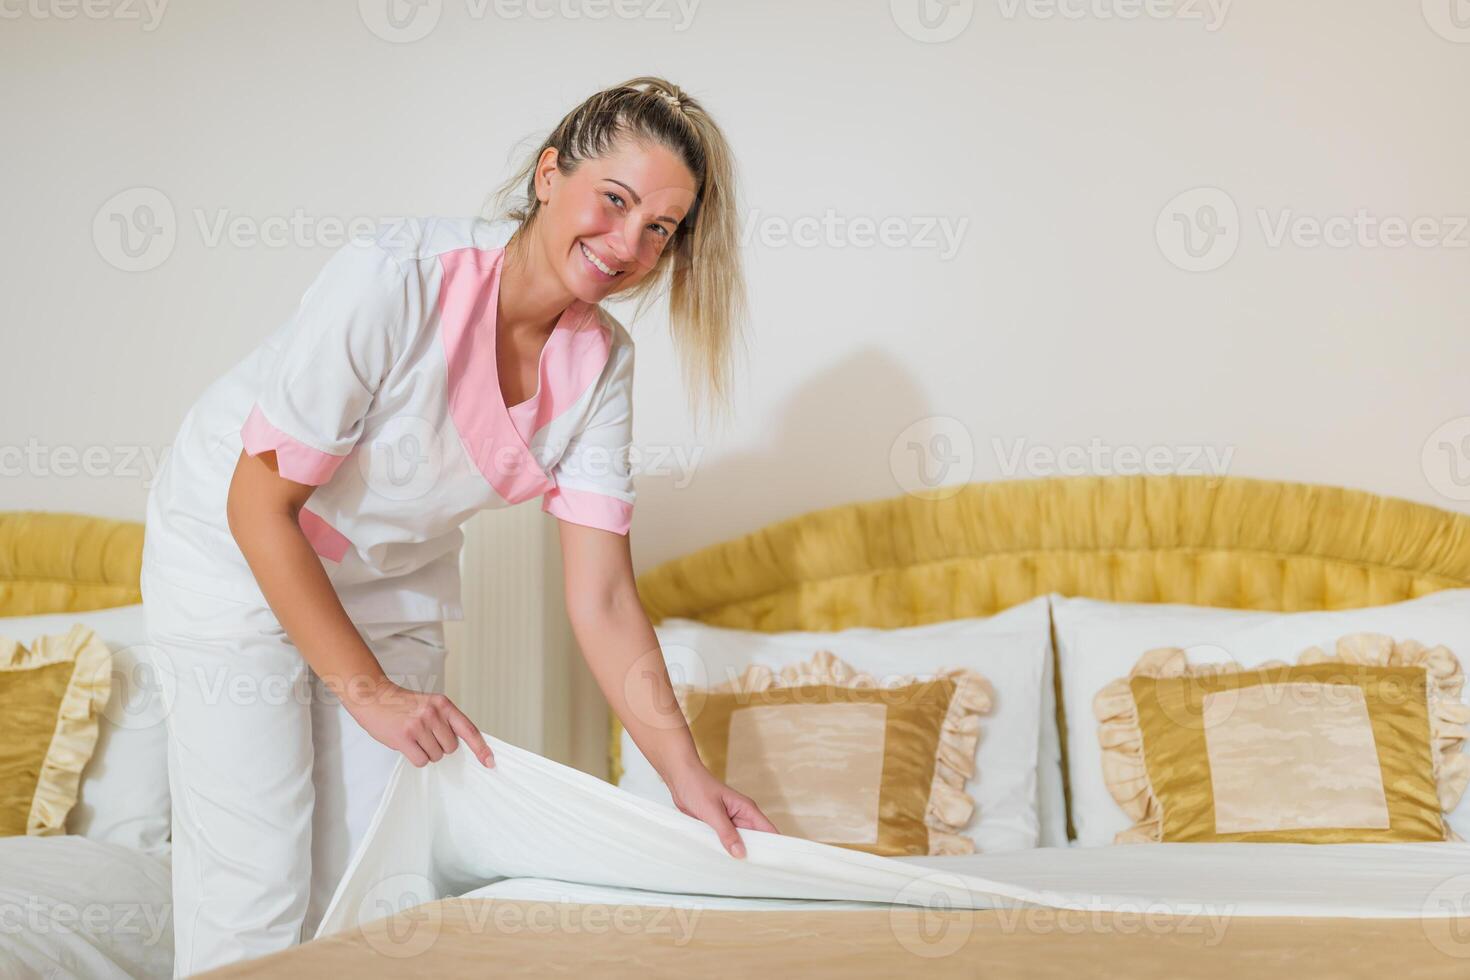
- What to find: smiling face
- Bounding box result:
[527,135,699,303]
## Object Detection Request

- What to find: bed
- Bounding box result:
[206,474,1470,978]
[7,476,1470,978]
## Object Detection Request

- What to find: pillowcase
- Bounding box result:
[671,649,991,855]
[1095,634,1468,843]
[0,624,112,836]
[619,595,1059,853]
[1053,589,1470,846]
[0,606,171,854]
[1035,622,1068,849]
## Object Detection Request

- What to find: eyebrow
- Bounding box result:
[605,179,682,224]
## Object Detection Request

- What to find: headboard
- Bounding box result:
[616,474,1470,783]
[0,512,146,616]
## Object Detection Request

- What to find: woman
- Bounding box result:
[141,76,777,976]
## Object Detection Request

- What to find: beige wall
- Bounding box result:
[4,0,1469,580]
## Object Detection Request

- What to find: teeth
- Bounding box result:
[581,241,622,277]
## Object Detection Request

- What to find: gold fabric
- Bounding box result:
[672,650,992,856]
[1094,634,1470,843]
[0,511,144,616]
[201,899,1470,980]
[618,474,1470,835]
[0,624,113,836]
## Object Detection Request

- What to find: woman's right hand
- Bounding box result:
[346,677,496,769]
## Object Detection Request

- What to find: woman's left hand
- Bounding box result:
[663,761,780,859]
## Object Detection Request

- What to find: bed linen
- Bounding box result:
[0,834,173,979]
[465,841,1470,919]
[313,733,1047,940]
[191,732,1470,977]
[311,732,1470,939]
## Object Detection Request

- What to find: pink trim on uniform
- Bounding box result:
[519,308,613,437]
[541,485,633,535]
[437,246,613,505]
[240,402,349,486]
[507,395,539,444]
[297,506,351,562]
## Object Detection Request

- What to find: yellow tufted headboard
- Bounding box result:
[0,512,146,617]
[615,474,1470,785]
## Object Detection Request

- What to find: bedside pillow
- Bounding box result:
[0,625,113,836]
[1,605,171,854]
[1095,634,1468,843]
[620,595,1058,853]
[1054,589,1470,846]
[671,649,992,856]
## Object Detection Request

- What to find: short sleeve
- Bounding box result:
[240,237,408,486]
[541,338,636,534]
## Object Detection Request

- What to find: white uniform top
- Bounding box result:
[143,215,637,624]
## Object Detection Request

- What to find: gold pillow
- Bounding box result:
[0,624,112,836]
[1094,633,1470,844]
[672,650,992,856]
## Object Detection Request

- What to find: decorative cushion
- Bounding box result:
[0,625,113,836]
[672,649,992,856]
[1095,633,1470,843]
[1054,590,1470,846]
[4,604,172,854]
[618,597,1056,853]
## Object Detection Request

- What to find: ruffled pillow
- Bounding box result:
[673,650,993,855]
[0,624,113,836]
[1094,633,1469,844]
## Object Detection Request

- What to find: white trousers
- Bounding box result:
[139,560,448,977]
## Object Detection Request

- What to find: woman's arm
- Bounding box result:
[227,448,494,769]
[557,519,779,857]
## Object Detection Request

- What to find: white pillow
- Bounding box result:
[1052,589,1470,847]
[0,605,170,855]
[619,596,1060,853]
[1034,627,1069,849]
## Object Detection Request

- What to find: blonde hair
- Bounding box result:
[483,76,746,431]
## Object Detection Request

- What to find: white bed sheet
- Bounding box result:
[0,835,173,980]
[463,842,1470,919]
[316,734,1470,938]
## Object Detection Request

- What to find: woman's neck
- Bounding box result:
[499,223,577,341]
